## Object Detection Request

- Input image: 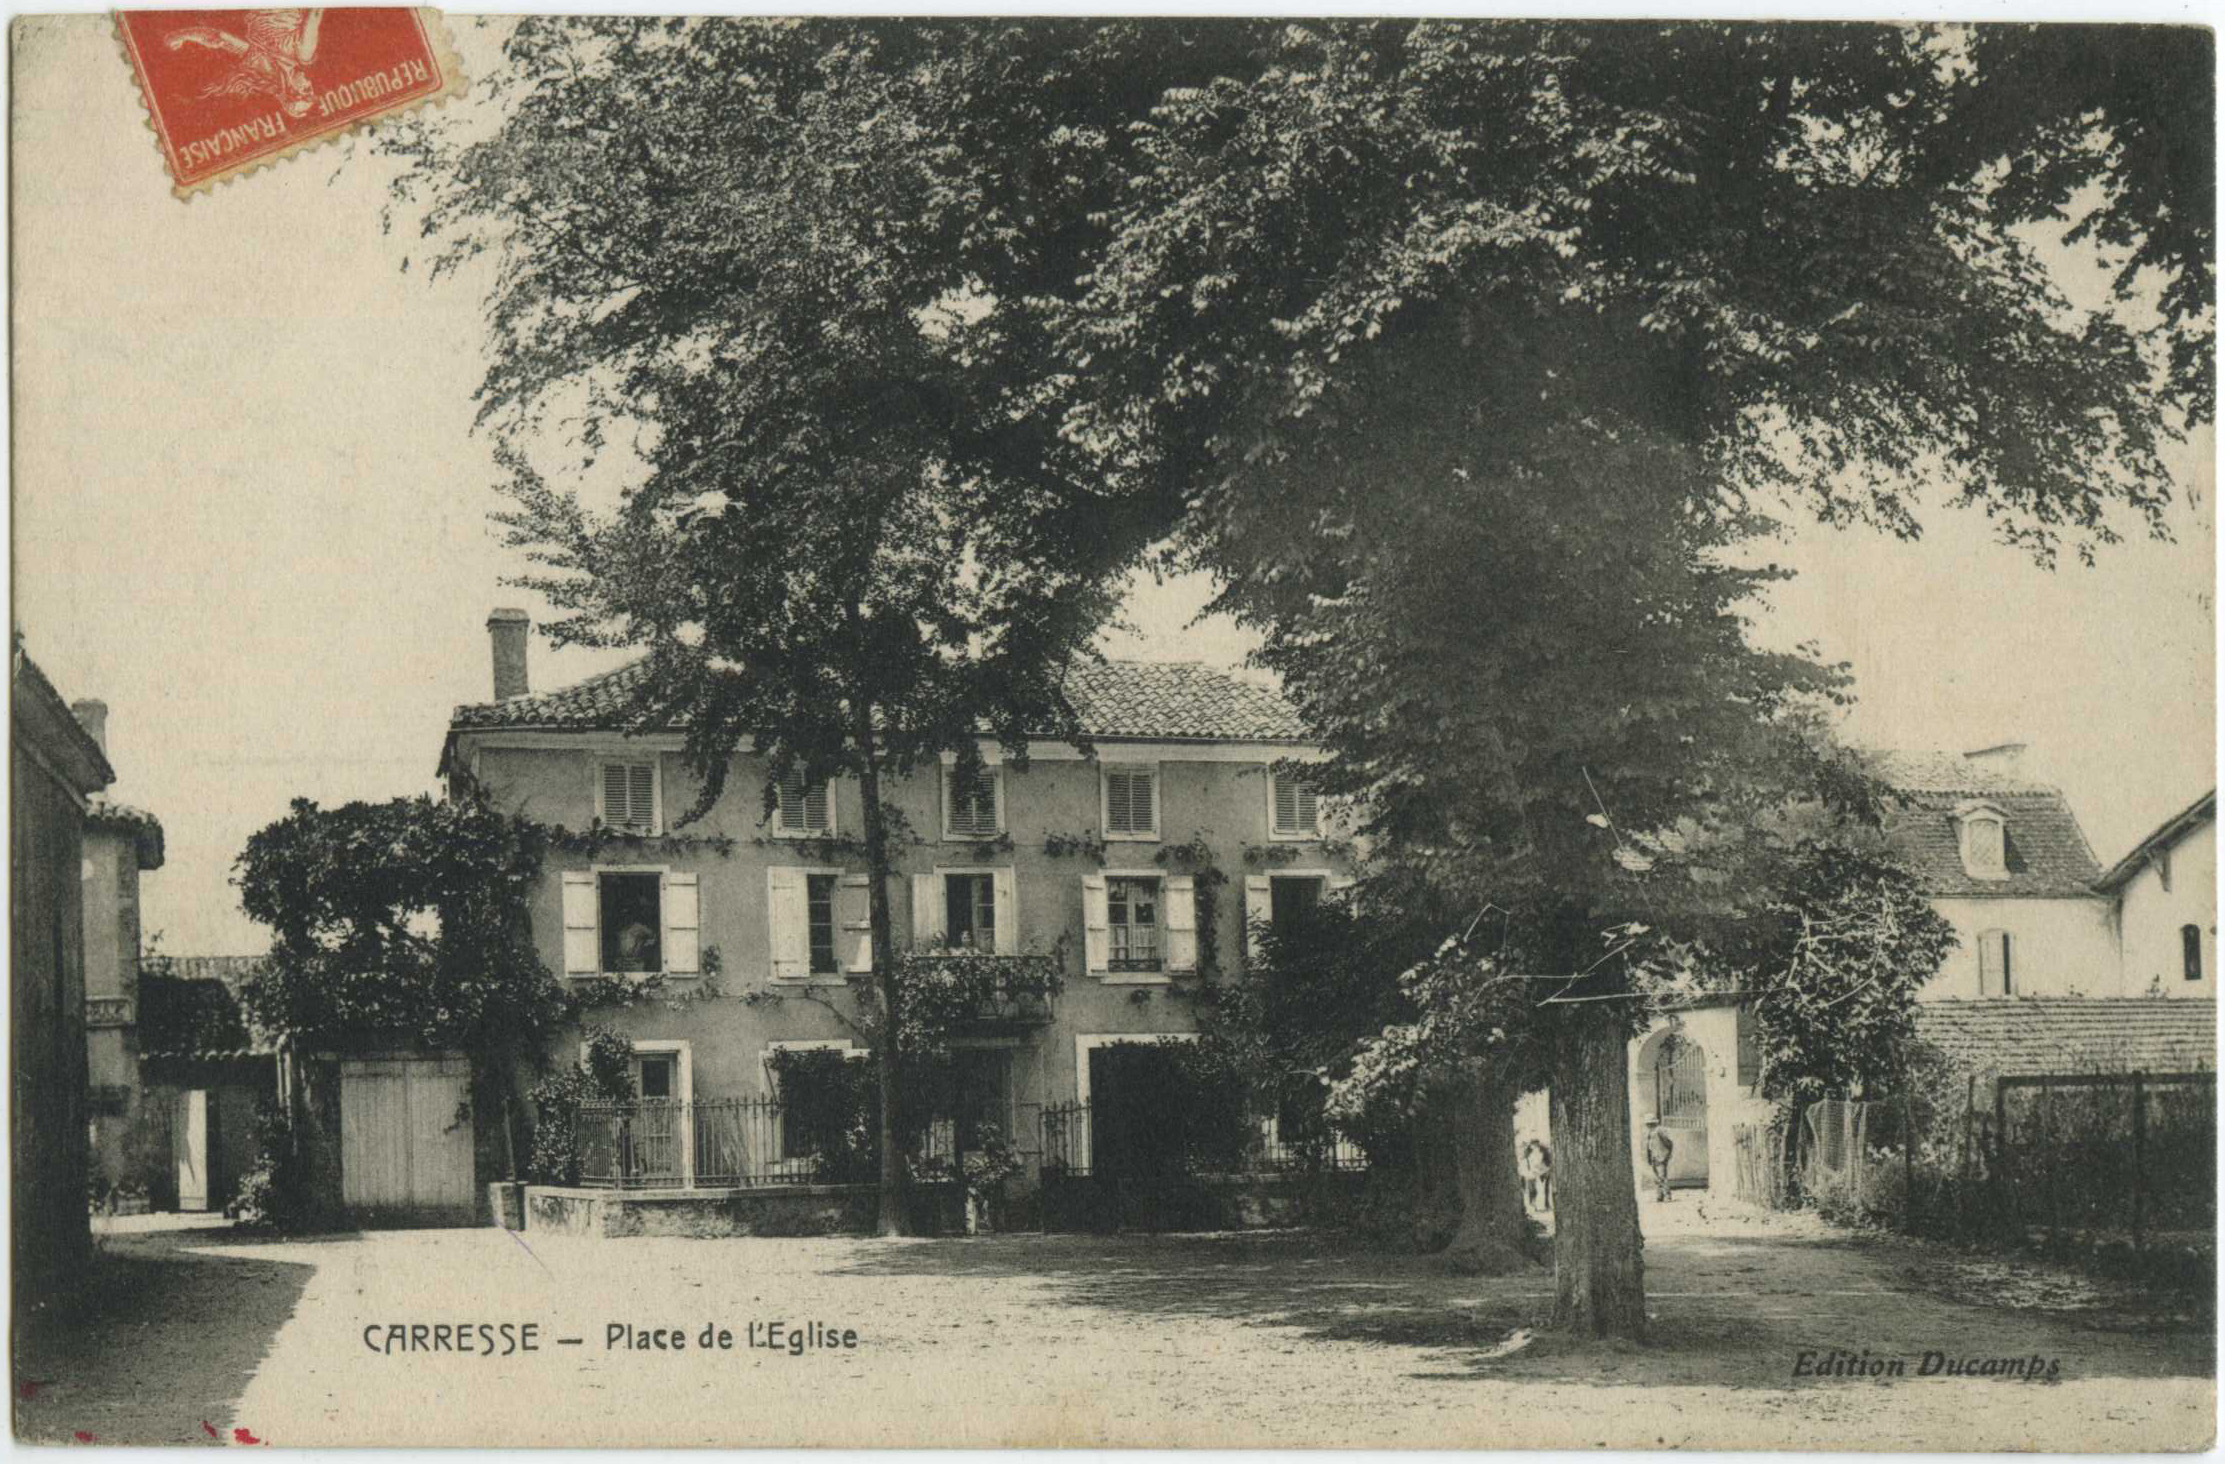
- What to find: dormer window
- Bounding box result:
[1954,801,2009,880]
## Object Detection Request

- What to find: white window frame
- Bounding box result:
[940,759,1005,841]
[1100,761,1161,842]
[762,1038,870,1180]
[931,865,1008,953]
[578,1037,693,1188]
[1098,868,1172,985]
[589,863,673,978]
[1954,802,2009,881]
[1266,764,1323,841]
[1073,1032,1199,1172]
[768,767,837,839]
[592,756,663,836]
[769,865,850,985]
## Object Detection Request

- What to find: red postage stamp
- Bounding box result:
[114,8,464,198]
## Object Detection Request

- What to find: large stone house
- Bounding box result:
[430,611,1353,1219]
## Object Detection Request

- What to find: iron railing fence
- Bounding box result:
[1039,1100,1369,1179]
[575,1097,978,1190]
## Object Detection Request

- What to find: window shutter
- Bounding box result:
[1104,771,1130,834]
[1977,931,2003,997]
[992,867,1018,955]
[804,780,829,833]
[630,763,656,831]
[839,874,873,973]
[602,763,628,826]
[767,868,808,980]
[1082,874,1110,972]
[662,871,699,974]
[1296,779,1319,835]
[1132,770,1155,834]
[1164,875,1198,973]
[2000,932,2013,996]
[561,871,599,975]
[911,873,943,948]
[1243,874,1272,965]
[1735,1004,1761,1088]
[1273,772,1298,834]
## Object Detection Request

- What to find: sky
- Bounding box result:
[10,14,2215,955]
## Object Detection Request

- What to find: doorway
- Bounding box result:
[1636,1030,1710,1188]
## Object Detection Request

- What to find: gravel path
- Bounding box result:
[16,1198,2213,1449]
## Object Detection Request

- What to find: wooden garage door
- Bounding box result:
[340,1057,474,1223]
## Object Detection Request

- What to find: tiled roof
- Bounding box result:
[1867,751,2103,899]
[87,796,165,871]
[1913,998,2216,1079]
[2097,789,2217,892]
[448,657,1312,744]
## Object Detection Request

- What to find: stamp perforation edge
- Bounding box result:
[111,7,467,202]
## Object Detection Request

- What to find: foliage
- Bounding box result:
[230,1103,318,1233]
[1041,830,1109,864]
[232,794,565,1062]
[136,961,254,1053]
[546,823,736,860]
[765,1046,883,1185]
[1734,844,1961,1109]
[524,1026,636,1186]
[566,948,725,1015]
[888,949,1064,1066]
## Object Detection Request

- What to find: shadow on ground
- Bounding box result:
[829,1225,2215,1391]
[13,1230,323,1445]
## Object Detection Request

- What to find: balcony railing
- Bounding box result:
[902,951,1058,1028]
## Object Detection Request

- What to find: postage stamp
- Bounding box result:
[113,8,463,198]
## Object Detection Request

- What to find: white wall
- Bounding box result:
[2113,819,2217,998]
[1918,895,2120,1000]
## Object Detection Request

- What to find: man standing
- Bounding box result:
[1642,1118,1675,1202]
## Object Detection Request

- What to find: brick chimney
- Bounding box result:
[70,698,108,756]
[487,609,530,700]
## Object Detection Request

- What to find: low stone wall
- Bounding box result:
[1037,1168,1370,1233]
[523,1184,879,1239]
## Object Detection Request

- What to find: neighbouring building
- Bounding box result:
[2097,789,2216,1000]
[427,611,1354,1229]
[1614,746,2216,1201]
[12,642,114,1306]
[135,956,278,1215]
[75,699,170,1209]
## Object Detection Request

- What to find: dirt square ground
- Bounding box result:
[15,1197,2213,1449]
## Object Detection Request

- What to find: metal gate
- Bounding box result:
[1649,1037,1710,1187]
[340,1056,475,1224]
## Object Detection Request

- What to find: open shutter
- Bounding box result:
[1082,874,1110,973]
[838,874,873,973]
[992,867,1018,955]
[1243,874,1272,965]
[662,871,700,974]
[911,873,943,948]
[1164,875,1198,973]
[562,871,599,975]
[1977,931,2002,998]
[767,868,808,980]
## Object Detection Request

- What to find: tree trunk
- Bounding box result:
[1441,1068,1535,1275]
[851,712,907,1238]
[1549,1004,1647,1338]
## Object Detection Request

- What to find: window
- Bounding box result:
[808,874,839,975]
[2184,924,2204,982]
[600,760,657,832]
[1270,767,1321,839]
[774,768,832,836]
[944,872,997,950]
[1103,766,1158,839]
[1955,803,2008,879]
[1977,929,2013,997]
[768,1043,866,1162]
[1107,876,1161,972]
[944,764,1002,839]
[564,868,699,978]
[599,872,663,974]
[635,1052,676,1100]
[1269,875,1326,937]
